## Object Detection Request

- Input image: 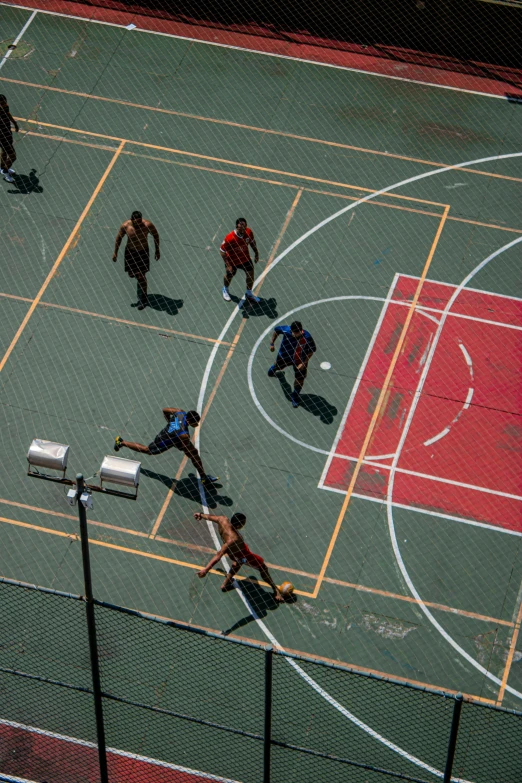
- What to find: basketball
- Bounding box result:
[279,581,295,599]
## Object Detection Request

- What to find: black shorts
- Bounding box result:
[125,247,150,277]
[0,132,14,156]
[275,354,308,382]
[225,260,254,276]
[148,434,185,455]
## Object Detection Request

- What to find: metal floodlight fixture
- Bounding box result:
[27,439,69,478]
[99,456,140,499]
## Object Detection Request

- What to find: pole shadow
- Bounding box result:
[7,169,43,194]
[276,374,338,423]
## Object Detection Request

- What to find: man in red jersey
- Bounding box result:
[220,217,260,307]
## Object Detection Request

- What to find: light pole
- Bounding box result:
[26,439,142,783]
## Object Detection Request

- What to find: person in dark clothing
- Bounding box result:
[114,406,218,485]
[0,95,19,183]
[268,320,317,408]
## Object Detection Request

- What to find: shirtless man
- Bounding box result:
[194,511,284,602]
[113,211,160,310]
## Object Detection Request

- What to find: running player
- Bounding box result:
[194,511,284,602]
[268,320,317,408]
[114,407,218,484]
[113,211,160,310]
[0,95,19,183]
[220,217,260,307]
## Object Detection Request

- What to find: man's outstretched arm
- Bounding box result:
[197,543,229,577]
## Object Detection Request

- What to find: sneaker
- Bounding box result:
[201,474,220,485]
[291,391,301,409]
[246,292,260,303]
[222,287,231,302]
[114,436,123,452]
[2,171,14,183]
[137,301,146,311]
[268,365,276,377]
[7,167,15,174]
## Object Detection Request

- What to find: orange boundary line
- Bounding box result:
[0,514,499,704]
[3,75,520,183]
[149,188,304,539]
[0,140,126,374]
[311,204,451,599]
[16,117,446,207]
[22,129,522,234]
[0,293,232,346]
[496,595,522,704]
[0,507,510,627]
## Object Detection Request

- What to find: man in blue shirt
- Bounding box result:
[114,407,218,484]
[268,320,316,408]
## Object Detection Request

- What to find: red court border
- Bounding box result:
[0,720,239,783]
[322,274,522,534]
[2,0,522,98]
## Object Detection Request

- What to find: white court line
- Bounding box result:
[318,275,400,490]
[321,454,522,503]
[0,8,36,69]
[0,718,242,783]
[423,427,451,446]
[386,234,522,702]
[400,272,522,303]
[321,485,522,538]
[0,1,514,100]
[194,150,522,777]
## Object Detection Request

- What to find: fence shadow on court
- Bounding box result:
[6,169,43,195]
[140,468,233,508]
[277,374,338,423]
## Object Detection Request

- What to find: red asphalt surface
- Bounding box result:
[0,722,232,783]
[324,275,522,533]
[2,0,522,98]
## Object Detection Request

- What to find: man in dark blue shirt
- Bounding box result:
[268,320,316,407]
[114,407,218,484]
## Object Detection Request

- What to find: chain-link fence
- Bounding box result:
[0,576,521,783]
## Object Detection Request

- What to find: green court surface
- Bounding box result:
[1,3,522,757]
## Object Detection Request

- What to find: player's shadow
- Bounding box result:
[140,469,233,509]
[131,293,184,315]
[230,294,278,319]
[7,169,43,194]
[276,374,338,424]
[221,579,288,635]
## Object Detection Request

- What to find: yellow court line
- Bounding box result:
[4,76,521,183]
[0,140,126,374]
[496,596,522,705]
[150,188,304,539]
[27,129,522,234]
[0,293,233,346]
[16,117,446,208]
[312,204,451,599]
[0,516,501,703]
[0,502,511,627]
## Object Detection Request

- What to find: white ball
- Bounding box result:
[320,361,332,370]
